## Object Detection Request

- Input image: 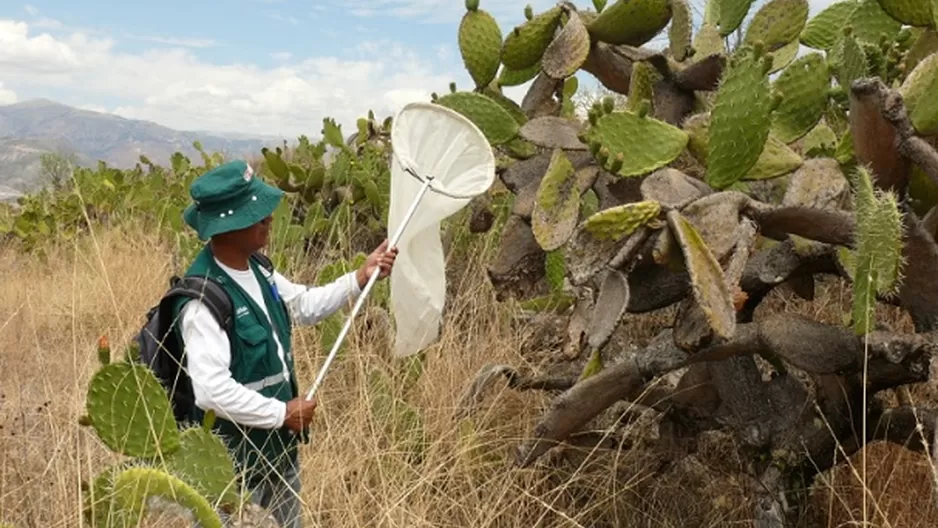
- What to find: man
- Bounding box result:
[172,159,397,526]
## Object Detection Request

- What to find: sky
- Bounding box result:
[0,0,840,140]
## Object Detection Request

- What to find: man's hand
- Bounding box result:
[283,397,318,433]
[356,239,398,288]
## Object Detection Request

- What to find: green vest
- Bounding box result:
[173,245,302,488]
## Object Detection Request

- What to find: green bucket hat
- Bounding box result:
[183,160,284,241]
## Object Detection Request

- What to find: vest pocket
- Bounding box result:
[234,324,280,392]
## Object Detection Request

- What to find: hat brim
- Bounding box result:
[184,178,284,241]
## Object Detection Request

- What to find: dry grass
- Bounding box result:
[1,225,938,528]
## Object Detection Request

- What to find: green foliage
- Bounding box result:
[80,338,249,526]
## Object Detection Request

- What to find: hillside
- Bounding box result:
[0,99,281,194]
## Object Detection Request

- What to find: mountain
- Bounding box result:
[0,98,283,197]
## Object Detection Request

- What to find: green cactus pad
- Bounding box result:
[165,427,241,507]
[582,201,662,242]
[906,29,938,73]
[706,47,773,189]
[501,6,563,70]
[800,1,858,50]
[742,135,803,180]
[718,0,756,37]
[875,0,935,26]
[830,31,868,91]
[541,9,591,79]
[848,0,903,45]
[497,62,541,87]
[743,0,810,50]
[667,210,736,341]
[669,0,693,61]
[84,463,137,528]
[435,92,520,145]
[693,22,726,59]
[112,466,222,528]
[899,52,938,136]
[532,149,581,251]
[770,52,831,143]
[587,0,673,46]
[768,39,801,74]
[802,122,839,157]
[85,362,180,459]
[481,85,528,125]
[626,61,660,112]
[458,5,503,88]
[586,110,689,178]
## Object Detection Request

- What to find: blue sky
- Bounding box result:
[0,0,838,139]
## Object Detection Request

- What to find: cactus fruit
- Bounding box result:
[97,334,110,365]
[532,149,581,251]
[743,0,810,51]
[719,0,757,37]
[899,52,938,136]
[85,361,180,459]
[666,210,736,340]
[801,1,859,50]
[585,110,689,178]
[586,0,673,47]
[582,201,662,242]
[541,9,591,80]
[706,47,774,189]
[435,91,520,145]
[458,1,503,88]
[875,0,935,27]
[112,467,222,528]
[770,53,831,143]
[501,6,563,70]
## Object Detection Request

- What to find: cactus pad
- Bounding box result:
[706,47,773,189]
[771,53,830,143]
[718,0,756,37]
[501,6,562,70]
[768,39,801,74]
[899,52,938,136]
[626,61,660,113]
[112,467,222,528]
[830,31,868,91]
[848,0,903,45]
[586,0,673,46]
[693,23,726,59]
[586,110,689,178]
[165,427,241,507]
[875,0,935,27]
[85,362,180,459]
[435,91,520,145]
[587,269,630,350]
[667,210,736,341]
[802,122,839,157]
[800,1,859,50]
[742,135,804,180]
[458,4,503,88]
[669,0,693,61]
[582,201,662,242]
[906,29,938,73]
[541,9,591,79]
[519,116,587,150]
[532,149,581,251]
[743,0,810,50]
[497,62,541,87]
[640,168,710,208]
[782,158,848,209]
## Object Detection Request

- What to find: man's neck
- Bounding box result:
[210,242,251,271]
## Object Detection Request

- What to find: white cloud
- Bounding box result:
[0,82,17,104]
[123,34,220,48]
[0,18,465,139]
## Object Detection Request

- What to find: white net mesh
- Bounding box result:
[387,102,496,357]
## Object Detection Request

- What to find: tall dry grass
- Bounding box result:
[1,224,938,527]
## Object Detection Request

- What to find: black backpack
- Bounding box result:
[134,252,274,425]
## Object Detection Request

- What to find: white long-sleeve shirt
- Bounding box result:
[179,258,361,430]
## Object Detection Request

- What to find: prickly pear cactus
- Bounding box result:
[440,0,938,525]
[81,336,276,527]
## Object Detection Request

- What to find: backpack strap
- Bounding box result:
[250,252,274,274]
[162,276,235,333]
